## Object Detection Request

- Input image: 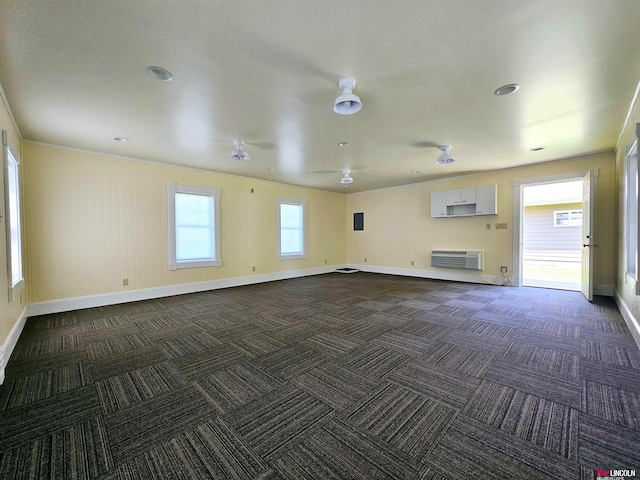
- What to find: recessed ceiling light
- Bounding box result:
[494,83,520,96]
[113,137,129,142]
[338,142,351,147]
[530,146,545,151]
[146,66,173,81]
[411,170,422,174]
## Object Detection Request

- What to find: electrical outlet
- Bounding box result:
[500,266,508,273]
[411,261,415,266]
[251,188,254,193]
[324,259,327,264]
[364,257,368,263]
[252,266,256,272]
[122,278,129,286]
[486,223,491,230]
[496,223,508,230]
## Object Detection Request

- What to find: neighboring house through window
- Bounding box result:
[167,183,221,270]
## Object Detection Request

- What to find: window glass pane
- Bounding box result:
[280,203,303,254]
[281,229,302,254]
[280,203,302,229]
[628,143,638,278]
[7,153,22,286]
[175,192,214,261]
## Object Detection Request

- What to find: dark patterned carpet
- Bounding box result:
[1,272,640,479]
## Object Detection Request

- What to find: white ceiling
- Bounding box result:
[1,0,639,193]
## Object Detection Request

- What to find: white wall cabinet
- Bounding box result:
[431,184,497,217]
[446,187,476,206]
[430,191,448,217]
[475,184,498,215]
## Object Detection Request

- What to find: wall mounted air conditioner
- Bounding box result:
[431,250,484,271]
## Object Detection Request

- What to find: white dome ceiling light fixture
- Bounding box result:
[436,145,455,165]
[231,140,250,161]
[340,169,354,185]
[334,78,362,115]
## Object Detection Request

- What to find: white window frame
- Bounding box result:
[626,134,639,282]
[553,209,582,227]
[167,183,221,270]
[3,130,24,301]
[277,197,307,261]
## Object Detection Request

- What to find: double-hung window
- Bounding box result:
[626,136,639,280]
[3,130,24,301]
[277,197,306,260]
[168,183,221,270]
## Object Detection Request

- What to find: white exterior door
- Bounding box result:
[581,170,596,301]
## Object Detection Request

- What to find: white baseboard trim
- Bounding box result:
[29,265,345,317]
[594,284,615,297]
[614,289,640,352]
[348,264,513,286]
[0,305,29,385]
[348,265,616,297]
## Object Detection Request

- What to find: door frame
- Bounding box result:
[512,169,598,288]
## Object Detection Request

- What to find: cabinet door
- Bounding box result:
[446,189,461,206]
[431,191,448,217]
[459,187,477,204]
[475,184,497,215]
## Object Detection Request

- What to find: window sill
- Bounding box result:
[277,254,307,261]
[169,259,222,270]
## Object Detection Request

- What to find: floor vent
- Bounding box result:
[431,250,484,270]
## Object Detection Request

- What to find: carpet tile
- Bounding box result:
[1,272,639,479]
[422,345,496,377]
[194,362,283,413]
[96,361,185,414]
[578,412,640,479]
[248,344,328,381]
[223,384,334,461]
[485,358,581,409]
[291,362,379,410]
[115,418,268,480]
[173,344,249,381]
[504,342,580,377]
[344,382,457,461]
[104,385,217,464]
[428,415,579,480]
[0,385,101,452]
[581,380,640,430]
[340,343,411,378]
[580,357,640,393]
[302,332,364,357]
[373,331,436,356]
[512,329,582,355]
[273,418,421,480]
[464,380,578,459]
[0,416,112,480]
[388,362,481,409]
[0,362,93,411]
